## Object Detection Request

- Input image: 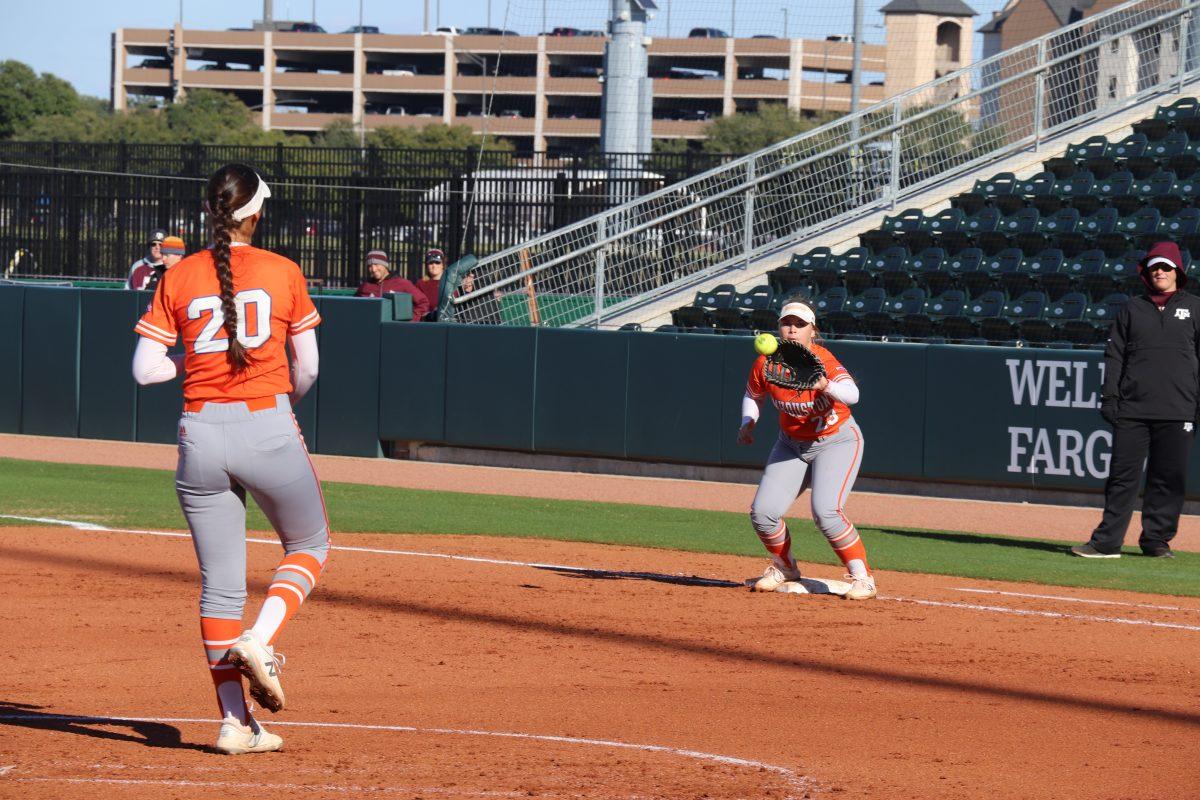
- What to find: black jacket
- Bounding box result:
[1103,291,1200,420]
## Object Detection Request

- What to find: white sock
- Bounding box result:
[847,559,869,579]
[250,596,288,646]
[217,680,248,725]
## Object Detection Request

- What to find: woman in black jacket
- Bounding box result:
[1073,240,1200,559]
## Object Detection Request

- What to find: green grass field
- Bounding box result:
[1,457,1196,597]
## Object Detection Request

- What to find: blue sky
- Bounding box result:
[2,0,1007,99]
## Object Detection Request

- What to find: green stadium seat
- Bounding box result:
[925,289,967,318]
[1161,207,1200,236]
[848,287,888,313]
[723,328,756,337]
[1133,117,1171,140]
[791,247,832,270]
[1117,207,1161,235]
[768,267,810,296]
[1057,171,1095,196]
[844,269,875,295]
[1105,134,1148,159]
[1086,292,1130,322]
[685,326,719,335]
[1135,170,1179,196]
[1167,153,1199,176]
[1031,196,1064,216]
[1147,131,1189,159]
[907,246,946,273]
[734,286,775,312]
[1018,319,1058,344]
[879,270,914,296]
[619,322,642,332]
[1043,157,1076,179]
[822,311,865,338]
[671,306,708,327]
[654,324,680,333]
[1151,194,1185,218]
[1094,170,1133,196]
[1118,273,1145,296]
[1084,156,1119,179]
[1177,171,1200,196]
[982,246,1024,274]
[1176,117,1200,141]
[1037,272,1074,303]
[1156,97,1200,120]
[807,268,842,292]
[869,245,909,273]
[1018,171,1057,196]
[991,195,1027,216]
[832,247,870,271]
[1038,207,1080,233]
[1125,155,1159,179]
[1079,274,1117,301]
[964,289,1007,319]
[974,172,1017,195]
[1005,290,1049,320]
[945,247,983,273]
[885,287,927,315]
[1060,320,1106,346]
[860,229,897,253]
[961,206,1001,233]
[923,207,965,232]
[998,271,1037,299]
[1067,136,1109,161]
[882,208,925,232]
[979,317,1016,342]
[1095,232,1132,257]
[1064,248,1107,277]
[695,284,737,308]
[1000,207,1040,234]
[900,313,936,338]
[932,230,971,255]
[709,305,749,331]
[1108,195,1143,217]
[950,193,988,214]
[1025,247,1065,276]
[941,315,981,341]
[861,311,901,339]
[1107,249,1142,281]
[748,309,780,332]
[813,286,849,313]
[1079,207,1118,235]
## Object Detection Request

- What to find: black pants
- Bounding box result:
[1090,418,1196,554]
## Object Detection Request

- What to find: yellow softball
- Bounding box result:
[754,333,778,356]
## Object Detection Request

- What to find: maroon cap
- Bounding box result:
[1140,240,1187,288]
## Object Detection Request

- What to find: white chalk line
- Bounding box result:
[0,714,811,795]
[948,586,1190,612]
[8,775,527,797]
[4,514,1196,633]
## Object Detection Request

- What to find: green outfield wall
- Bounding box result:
[5,284,1191,497]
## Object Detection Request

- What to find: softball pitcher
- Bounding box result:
[132,164,329,754]
[737,299,875,600]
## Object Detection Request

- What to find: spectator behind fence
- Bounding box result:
[144,236,187,294]
[415,248,445,320]
[126,228,166,290]
[354,249,430,320]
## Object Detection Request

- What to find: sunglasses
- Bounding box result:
[1147,264,1176,273]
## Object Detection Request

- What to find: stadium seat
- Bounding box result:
[748,309,779,331]
[926,289,967,318]
[862,311,901,339]
[1094,170,1133,196]
[1177,117,1200,141]
[694,285,736,309]
[813,286,849,314]
[1079,273,1117,301]
[822,311,864,337]
[843,269,875,295]
[932,230,971,255]
[723,328,756,337]
[1178,170,1200,196]
[869,245,909,273]
[654,324,680,333]
[1031,196,1064,217]
[1147,131,1189,159]
[1079,207,1119,235]
[1167,152,1200,176]
[973,172,1017,195]
[1043,157,1076,179]
[982,246,1024,274]
[1125,155,1159,179]
[1018,319,1057,344]
[1157,97,1200,120]
[1047,291,1089,321]
[1038,207,1080,233]
[734,286,774,312]
[1108,195,1143,217]
[900,313,936,339]
[808,268,842,293]
[847,287,887,313]
[1116,207,1161,236]
[1134,170,1179,196]
[860,229,897,253]
[1005,290,1049,320]
[1151,194,1185,219]
[979,318,1018,343]
[1068,193,1103,216]
[961,206,1002,234]
[879,270,914,297]
[945,247,983,273]
[940,315,980,341]
[791,247,832,270]
[710,306,750,331]
[992,195,1027,216]
[885,287,927,315]
[882,208,925,232]
[950,193,989,214]
[1160,207,1200,236]
[768,267,810,296]
[923,208,964,232]
[1086,292,1130,322]
[1057,171,1095,197]
[1133,117,1171,140]
[1083,156,1119,179]
[832,247,870,271]
[1067,136,1109,161]
[619,322,642,331]
[964,289,1006,319]
[1037,273,1074,304]
[998,271,1037,299]
[1105,134,1148,159]
[1018,172,1057,196]
[671,306,708,328]
[1000,207,1040,234]
[684,326,719,335]
[1107,249,1142,281]
[1095,232,1132,257]
[1064,248,1107,277]
[1060,320,1106,346]
[907,246,946,273]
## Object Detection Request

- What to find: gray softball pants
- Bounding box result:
[749,419,864,541]
[175,395,330,619]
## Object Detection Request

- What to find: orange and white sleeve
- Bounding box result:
[742,355,768,424]
[134,279,178,346]
[289,267,321,336]
[820,351,859,405]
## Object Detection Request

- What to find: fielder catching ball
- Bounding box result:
[132,164,330,754]
[737,299,875,599]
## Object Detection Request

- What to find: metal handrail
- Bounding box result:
[454,0,1198,324]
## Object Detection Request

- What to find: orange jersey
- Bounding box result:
[135,244,321,404]
[747,343,853,441]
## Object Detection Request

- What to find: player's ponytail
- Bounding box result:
[206,164,261,371]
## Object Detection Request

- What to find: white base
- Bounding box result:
[775,577,852,596]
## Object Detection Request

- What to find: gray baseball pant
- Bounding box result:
[749,419,864,544]
[175,395,330,620]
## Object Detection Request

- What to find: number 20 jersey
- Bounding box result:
[135,245,321,404]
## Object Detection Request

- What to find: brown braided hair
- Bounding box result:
[205,164,261,371]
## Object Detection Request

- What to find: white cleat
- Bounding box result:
[748,563,802,592]
[215,714,283,755]
[226,632,286,713]
[843,574,877,600]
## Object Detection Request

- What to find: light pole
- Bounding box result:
[782,6,787,39]
[311,0,316,23]
[358,0,363,29]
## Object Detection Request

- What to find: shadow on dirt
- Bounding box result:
[0,701,210,752]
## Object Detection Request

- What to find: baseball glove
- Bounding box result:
[763,340,826,390]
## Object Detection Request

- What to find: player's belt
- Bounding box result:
[184,396,279,413]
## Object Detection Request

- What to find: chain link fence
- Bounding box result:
[453,0,1199,327]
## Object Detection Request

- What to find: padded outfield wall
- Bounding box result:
[5,284,1199,497]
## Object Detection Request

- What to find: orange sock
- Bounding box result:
[829,526,871,578]
[756,523,797,571]
[200,617,248,724]
[250,552,325,646]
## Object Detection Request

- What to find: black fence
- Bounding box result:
[0,143,730,285]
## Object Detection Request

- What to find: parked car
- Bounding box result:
[427,26,461,36]
[688,27,728,38]
[342,25,381,34]
[579,30,606,37]
[199,63,229,71]
[368,63,418,76]
[825,34,854,43]
[282,22,327,33]
[366,103,408,115]
[136,57,172,69]
[463,26,519,36]
[550,64,603,78]
[498,109,523,117]
[418,106,443,116]
[545,27,582,36]
[751,34,778,39]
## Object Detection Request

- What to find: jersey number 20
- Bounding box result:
[188,289,272,354]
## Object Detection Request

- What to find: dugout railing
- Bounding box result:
[452,0,1200,329]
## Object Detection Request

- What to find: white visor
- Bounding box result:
[778,302,817,325]
[1145,256,1180,272]
[231,174,271,221]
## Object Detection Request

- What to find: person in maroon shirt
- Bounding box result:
[414,248,444,320]
[354,249,430,320]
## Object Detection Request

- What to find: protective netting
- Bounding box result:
[453,0,1197,327]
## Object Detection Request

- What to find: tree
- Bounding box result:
[701,105,837,156]
[0,60,80,139]
[364,122,512,152]
[311,119,362,148]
